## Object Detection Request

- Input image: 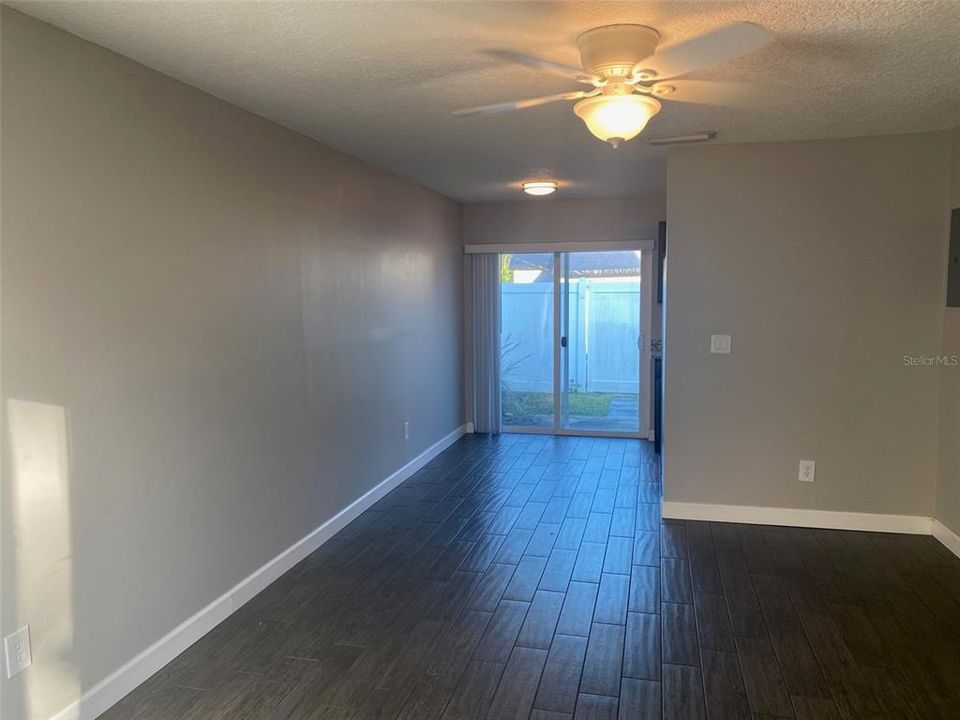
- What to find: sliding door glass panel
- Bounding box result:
[560,251,642,433]
[500,253,555,429]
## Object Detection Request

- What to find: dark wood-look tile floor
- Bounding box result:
[100,435,960,720]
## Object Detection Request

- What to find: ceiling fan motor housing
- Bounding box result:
[577,24,660,79]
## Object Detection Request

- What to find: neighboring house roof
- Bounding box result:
[508,251,641,278]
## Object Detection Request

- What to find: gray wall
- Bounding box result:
[1,10,463,720]
[463,195,665,247]
[936,128,960,534]
[664,132,951,516]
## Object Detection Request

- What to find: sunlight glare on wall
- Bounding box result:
[6,399,78,717]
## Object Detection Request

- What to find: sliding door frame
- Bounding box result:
[637,250,654,438]
[473,239,656,440]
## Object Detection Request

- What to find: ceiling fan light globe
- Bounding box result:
[573,95,661,146]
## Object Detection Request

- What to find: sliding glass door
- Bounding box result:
[501,253,556,429]
[560,250,646,432]
[501,248,652,437]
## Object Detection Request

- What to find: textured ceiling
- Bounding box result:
[13,1,960,201]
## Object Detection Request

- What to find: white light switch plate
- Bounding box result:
[4,626,32,679]
[710,334,732,354]
[799,460,816,483]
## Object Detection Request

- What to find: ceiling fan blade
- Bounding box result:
[632,22,774,80]
[650,80,754,105]
[486,49,603,85]
[453,90,589,117]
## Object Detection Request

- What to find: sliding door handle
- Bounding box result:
[560,336,568,348]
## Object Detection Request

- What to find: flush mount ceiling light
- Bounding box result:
[522,181,558,196]
[454,22,773,148]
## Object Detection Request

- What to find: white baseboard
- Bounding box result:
[465,422,475,433]
[661,500,933,535]
[933,519,960,559]
[51,424,467,720]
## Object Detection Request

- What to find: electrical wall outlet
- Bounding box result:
[710,334,732,354]
[403,421,410,441]
[799,459,816,483]
[4,626,32,679]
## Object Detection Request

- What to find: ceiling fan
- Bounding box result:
[453,22,773,148]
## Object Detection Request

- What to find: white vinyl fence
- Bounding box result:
[501,279,640,394]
